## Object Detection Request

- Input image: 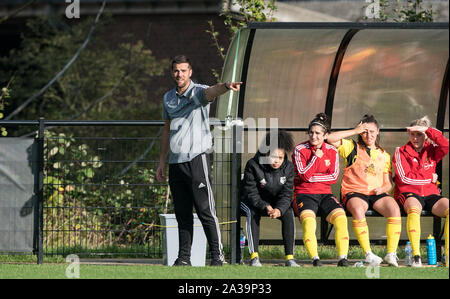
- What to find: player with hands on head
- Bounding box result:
[327,114,401,267]
[392,116,449,267]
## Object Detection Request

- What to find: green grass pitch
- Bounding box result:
[0,262,448,279]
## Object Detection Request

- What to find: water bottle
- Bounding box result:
[239,228,246,264]
[426,234,437,265]
[404,241,412,266]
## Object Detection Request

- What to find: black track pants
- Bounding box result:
[169,153,224,261]
[241,202,296,256]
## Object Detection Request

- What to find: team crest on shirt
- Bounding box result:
[424,160,434,170]
[260,179,267,188]
[280,176,286,185]
[364,163,376,176]
[324,159,331,167]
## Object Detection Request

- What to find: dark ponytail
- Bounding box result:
[308,113,331,134]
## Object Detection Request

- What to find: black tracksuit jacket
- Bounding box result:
[241,152,294,215]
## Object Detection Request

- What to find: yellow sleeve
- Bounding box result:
[384,152,392,174]
[337,138,355,159]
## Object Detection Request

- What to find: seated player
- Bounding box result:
[241,130,299,267]
[327,114,401,267]
[393,116,449,267]
[292,113,349,267]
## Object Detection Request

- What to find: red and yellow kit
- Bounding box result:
[393,127,449,199]
[292,141,339,195]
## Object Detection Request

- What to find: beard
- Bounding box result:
[174,77,190,91]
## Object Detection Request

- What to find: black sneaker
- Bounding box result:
[173,258,192,266]
[312,258,323,267]
[210,259,223,266]
[337,258,350,267]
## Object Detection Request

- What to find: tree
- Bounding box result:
[207,0,277,80]
[0,82,11,136]
[364,0,434,22]
[0,15,168,137]
[393,0,433,22]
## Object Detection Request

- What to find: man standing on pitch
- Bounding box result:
[156,55,242,266]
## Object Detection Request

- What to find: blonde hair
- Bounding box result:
[410,116,432,127]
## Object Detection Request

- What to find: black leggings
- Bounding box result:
[240,202,296,256]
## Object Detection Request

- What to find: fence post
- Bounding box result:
[230,123,242,264]
[36,117,45,264]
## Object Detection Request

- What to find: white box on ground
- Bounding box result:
[159,213,207,266]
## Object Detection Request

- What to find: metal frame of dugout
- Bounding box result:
[221,22,449,265]
[0,22,449,265]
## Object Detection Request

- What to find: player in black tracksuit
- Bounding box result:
[240,131,299,267]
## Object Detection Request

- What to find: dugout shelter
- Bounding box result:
[213,22,449,264]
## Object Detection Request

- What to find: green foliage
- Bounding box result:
[364,0,434,22]
[0,86,9,136]
[222,0,277,36]
[0,15,168,136]
[207,0,277,80]
[393,0,434,22]
[0,9,170,255]
[43,130,172,250]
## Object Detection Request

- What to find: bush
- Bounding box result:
[43,130,172,252]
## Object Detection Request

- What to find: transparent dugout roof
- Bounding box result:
[333,29,448,129]
[217,23,448,130]
[215,23,449,197]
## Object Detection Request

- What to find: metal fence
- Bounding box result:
[1,119,448,264]
[0,119,235,264]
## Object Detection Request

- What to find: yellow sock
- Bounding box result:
[250,252,259,260]
[445,208,448,268]
[285,254,294,261]
[330,210,349,258]
[352,218,371,254]
[300,211,318,259]
[407,208,422,256]
[386,217,402,254]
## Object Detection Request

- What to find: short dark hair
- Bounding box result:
[308,113,331,134]
[259,130,294,155]
[171,55,192,70]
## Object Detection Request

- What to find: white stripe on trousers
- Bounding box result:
[240,202,255,254]
[201,154,224,261]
